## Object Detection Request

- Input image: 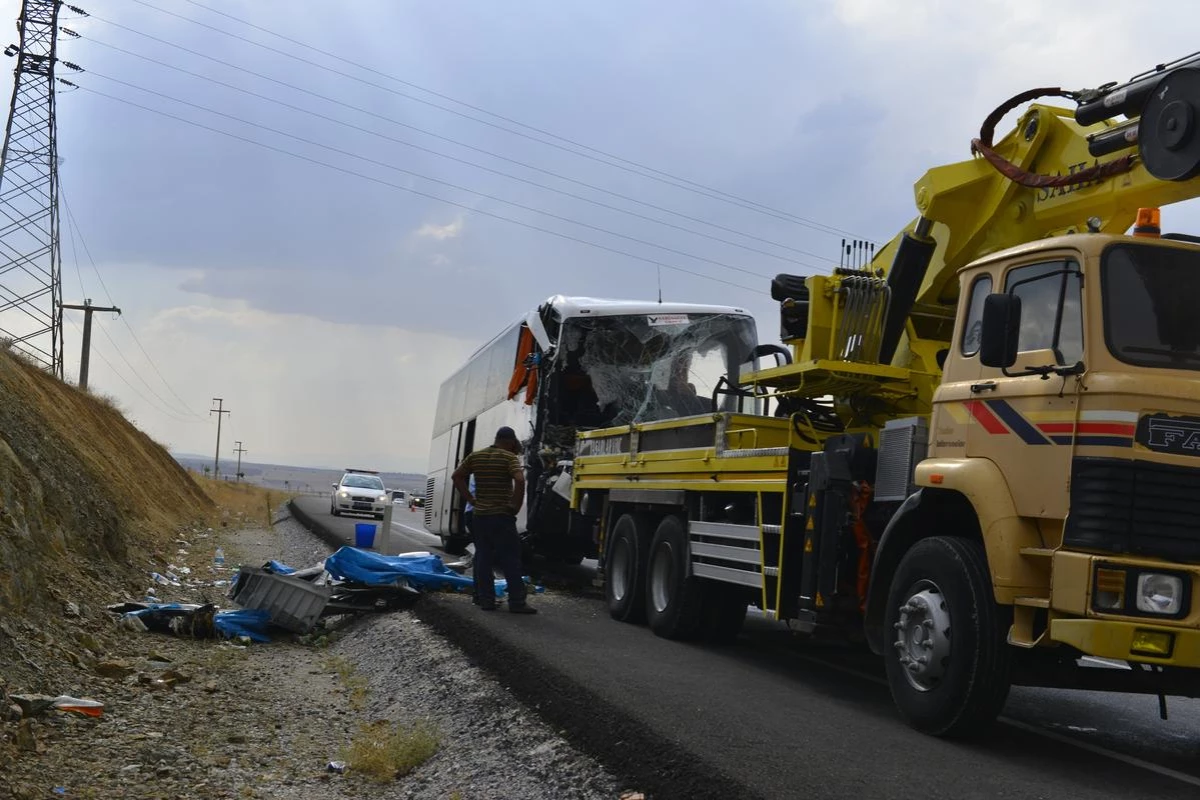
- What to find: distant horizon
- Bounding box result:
[170,451,426,478]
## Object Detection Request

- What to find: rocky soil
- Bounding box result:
[0,512,638,800]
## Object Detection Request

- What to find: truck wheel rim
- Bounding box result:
[611,538,630,602]
[892,582,952,692]
[650,542,673,613]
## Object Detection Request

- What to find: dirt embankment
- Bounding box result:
[0,346,212,615]
[0,344,235,692]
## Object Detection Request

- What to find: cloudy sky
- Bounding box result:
[1,0,1196,472]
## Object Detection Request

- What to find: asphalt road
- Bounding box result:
[300,496,445,553]
[291,495,1200,799]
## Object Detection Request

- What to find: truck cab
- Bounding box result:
[926,229,1200,661]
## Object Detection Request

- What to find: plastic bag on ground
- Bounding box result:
[213,609,271,642]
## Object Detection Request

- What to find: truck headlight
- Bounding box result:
[1137,573,1183,615]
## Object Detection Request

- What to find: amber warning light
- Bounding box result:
[1133,207,1162,238]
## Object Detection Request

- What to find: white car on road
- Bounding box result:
[330,470,388,519]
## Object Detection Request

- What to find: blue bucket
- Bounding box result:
[354,522,377,549]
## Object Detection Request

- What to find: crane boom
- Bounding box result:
[749,57,1200,426]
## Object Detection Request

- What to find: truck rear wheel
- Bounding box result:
[606,513,650,623]
[646,515,703,640]
[883,536,1012,738]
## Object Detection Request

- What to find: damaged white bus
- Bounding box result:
[422,295,764,562]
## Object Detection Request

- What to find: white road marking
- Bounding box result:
[1080,656,1131,670]
[792,653,1200,788]
[1000,718,1200,789]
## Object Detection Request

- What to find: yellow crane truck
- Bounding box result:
[565,53,1200,737]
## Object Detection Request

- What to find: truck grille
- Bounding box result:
[1066,457,1200,562]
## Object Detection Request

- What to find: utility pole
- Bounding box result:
[60,298,119,390]
[210,397,229,479]
[233,440,246,482]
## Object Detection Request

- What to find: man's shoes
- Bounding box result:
[479,602,497,611]
[508,604,538,615]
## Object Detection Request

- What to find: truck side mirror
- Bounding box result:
[979,293,1021,369]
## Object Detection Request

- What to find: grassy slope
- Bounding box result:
[0,346,213,612]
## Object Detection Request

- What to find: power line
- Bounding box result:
[84,36,833,273]
[73,84,764,296]
[81,21,840,268]
[82,70,776,284]
[111,2,869,241]
[59,191,205,421]
[60,312,200,424]
[60,182,207,418]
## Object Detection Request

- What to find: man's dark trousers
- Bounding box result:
[465,510,488,604]
[471,513,528,608]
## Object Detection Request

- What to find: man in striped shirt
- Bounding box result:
[451,426,537,614]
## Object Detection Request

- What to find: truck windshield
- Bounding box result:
[556,312,758,426]
[1102,242,1200,371]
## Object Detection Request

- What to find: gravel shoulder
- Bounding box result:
[1,513,630,800]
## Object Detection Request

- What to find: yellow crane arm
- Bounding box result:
[876,55,1200,371]
[752,54,1200,422]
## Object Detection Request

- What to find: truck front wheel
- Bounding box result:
[882,536,1012,738]
[606,513,651,623]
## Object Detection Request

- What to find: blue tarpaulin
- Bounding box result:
[121,603,272,643]
[264,560,296,575]
[213,608,272,642]
[323,546,474,592]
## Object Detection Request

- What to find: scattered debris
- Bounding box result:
[148,572,178,587]
[111,547,546,648]
[226,547,490,635]
[106,602,272,643]
[16,718,37,751]
[11,694,104,718]
[326,760,348,774]
[94,660,135,680]
[138,669,190,692]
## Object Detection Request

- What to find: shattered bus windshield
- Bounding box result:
[1102,243,1200,371]
[552,312,758,427]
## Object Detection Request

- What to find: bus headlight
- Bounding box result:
[1137,573,1184,616]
